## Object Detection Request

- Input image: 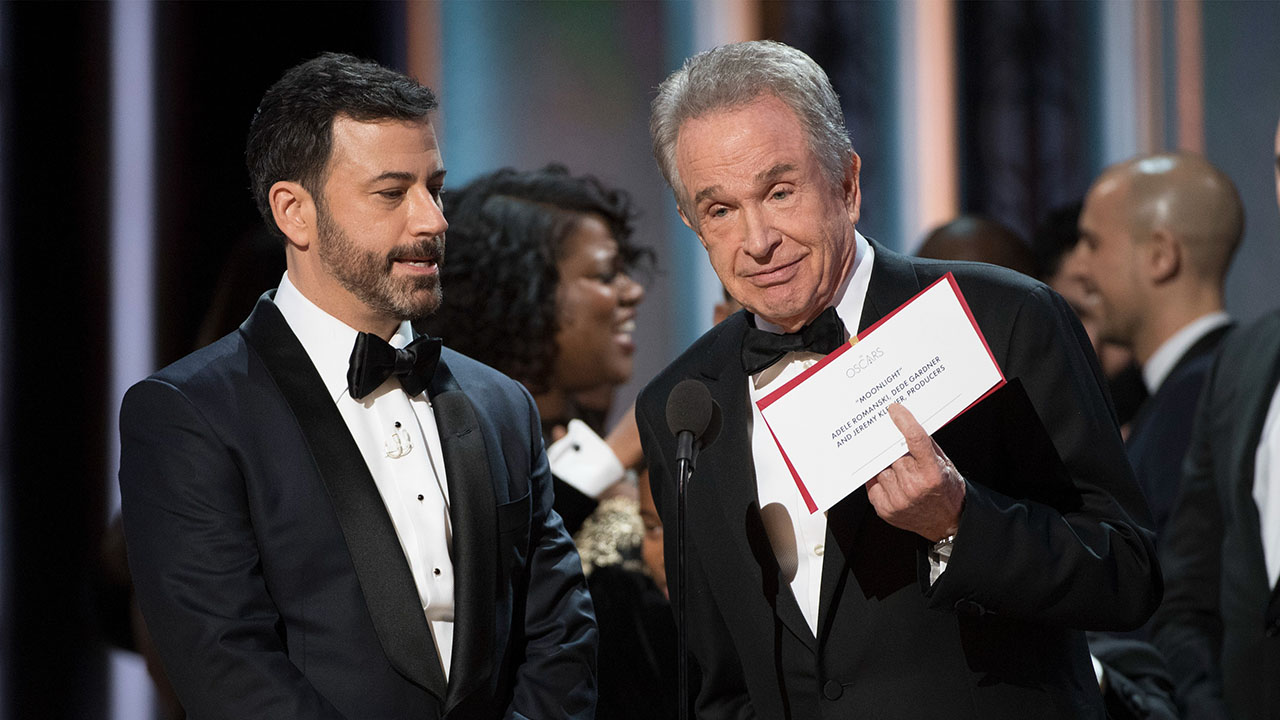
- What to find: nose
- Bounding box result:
[741,204,781,261]
[409,186,448,237]
[617,271,645,307]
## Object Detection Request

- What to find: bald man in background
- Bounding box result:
[1075,153,1243,539]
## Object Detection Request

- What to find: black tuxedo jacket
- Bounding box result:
[1153,311,1280,720]
[119,294,597,719]
[1126,323,1232,539]
[636,242,1161,719]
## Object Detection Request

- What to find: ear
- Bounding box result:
[843,152,863,226]
[269,180,317,250]
[1145,228,1180,283]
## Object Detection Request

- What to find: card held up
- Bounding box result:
[756,273,1005,513]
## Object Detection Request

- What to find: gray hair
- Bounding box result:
[649,40,853,215]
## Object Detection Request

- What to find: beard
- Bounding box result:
[315,204,444,322]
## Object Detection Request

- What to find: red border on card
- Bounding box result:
[759,413,819,514]
[754,273,1006,512]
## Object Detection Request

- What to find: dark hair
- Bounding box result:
[1031,201,1083,280]
[245,52,438,236]
[421,165,650,393]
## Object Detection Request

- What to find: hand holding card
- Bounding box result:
[865,403,966,542]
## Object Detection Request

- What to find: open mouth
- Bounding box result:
[389,239,444,271]
[613,316,638,353]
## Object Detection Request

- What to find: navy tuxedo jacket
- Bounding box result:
[636,242,1161,720]
[119,294,597,719]
[1125,323,1232,540]
[1153,311,1280,720]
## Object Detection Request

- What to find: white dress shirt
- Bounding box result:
[1254,380,1280,590]
[748,232,873,635]
[274,273,456,677]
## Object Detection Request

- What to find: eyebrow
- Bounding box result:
[368,168,447,185]
[756,163,797,185]
[692,183,722,207]
[690,163,798,208]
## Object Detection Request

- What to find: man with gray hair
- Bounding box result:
[635,40,1160,718]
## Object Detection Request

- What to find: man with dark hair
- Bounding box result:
[118,53,597,719]
[1152,118,1280,720]
[916,215,1038,278]
[637,40,1160,718]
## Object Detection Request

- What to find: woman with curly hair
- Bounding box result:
[421,165,649,538]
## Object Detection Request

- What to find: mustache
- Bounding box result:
[385,236,445,267]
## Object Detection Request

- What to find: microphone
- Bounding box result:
[665,378,722,470]
[663,378,720,720]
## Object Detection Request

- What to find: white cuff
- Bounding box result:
[927,533,955,585]
[546,419,626,499]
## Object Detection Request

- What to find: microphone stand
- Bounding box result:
[674,431,696,720]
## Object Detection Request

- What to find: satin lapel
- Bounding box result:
[239,294,446,699]
[818,240,922,635]
[857,239,923,336]
[1235,326,1280,608]
[815,488,871,646]
[428,359,497,713]
[701,314,816,651]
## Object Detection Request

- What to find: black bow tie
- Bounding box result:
[740,306,849,375]
[347,332,442,400]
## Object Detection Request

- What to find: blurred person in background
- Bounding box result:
[916,214,1038,277]
[1075,153,1242,539]
[1033,202,1148,429]
[421,164,650,549]
[1152,117,1280,720]
[423,165,656,717]
[583,466,689,720]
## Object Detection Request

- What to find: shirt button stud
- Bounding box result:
[813,544,825,557]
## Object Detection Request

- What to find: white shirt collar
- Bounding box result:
[753,230,873,337]
[273,272,417,403]
[1142,311,1232,393]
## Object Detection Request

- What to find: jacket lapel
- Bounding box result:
[1130,323,1233,440]
[1234,325,1280,616]
[856,239,923,337]
[239,293,447,700]
[698,314,816,651]
[427,359,498,713]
